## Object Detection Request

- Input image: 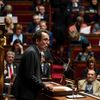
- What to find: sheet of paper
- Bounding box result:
[66,94,85,98]
[53,86,72,91]
[80,26,91,34]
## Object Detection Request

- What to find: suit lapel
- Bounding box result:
[93,80,97,94]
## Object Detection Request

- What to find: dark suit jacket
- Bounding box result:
[12,45,45,100]
[4,63,17,83]
[26,22,37,33]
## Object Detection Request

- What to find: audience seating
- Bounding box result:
[83,34,100,46]
[5,1,33,12]
[51,64,64,83]
[72,61,100,80]
[70,45,100,62]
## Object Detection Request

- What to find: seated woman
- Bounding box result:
[82,56,100,79]
[10,23,27,45]
[4,16,14,34]
[75,43,94,61]
[11,39,24,66]
[12,39,24,56]
[92,16,100,34]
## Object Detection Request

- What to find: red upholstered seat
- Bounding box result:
[51,73,63,79]
[51,64,64,83]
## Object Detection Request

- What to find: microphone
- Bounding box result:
[53,56,75,73]
[63,63,75,73]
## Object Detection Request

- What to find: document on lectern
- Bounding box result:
[52,86,72,91]
[66,94,85,99]
[43,81,73,96]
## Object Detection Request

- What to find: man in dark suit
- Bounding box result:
[12,29,51,100]
[26,14,41,34]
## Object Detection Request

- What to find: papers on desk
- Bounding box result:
[43,81,73,96]
[66,94,85,99]
[52,86,72,91]
[80,26,91,34]
[4,83,10,86]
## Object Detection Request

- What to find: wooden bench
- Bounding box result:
[72,61,100,80]
[70,45,100,62]
[83,34,100,46]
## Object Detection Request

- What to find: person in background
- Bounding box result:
[75,43,94,61]
[68,30,90,46]
[4,16,14,34]
[3,50,17,94]
[12,29,52,100]
[10,23,27,45]
[36,4,49,21]
[0,0,4,15]
[92,17,100,34]
[67,30,91,65]
[69,16,88,33]
[12,39,24,58]
[26,14,41,34]
[89,0,99,11]
[82,56,100,79]
[66,0,81,12]
[78,70,100,97]
[39,20,53,48]
[78,7,91,24]
[3,4,13,17]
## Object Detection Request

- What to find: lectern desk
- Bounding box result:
[38,81,100,100]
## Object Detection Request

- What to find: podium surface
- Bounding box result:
[38,81,100,100]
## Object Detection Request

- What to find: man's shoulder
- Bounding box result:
[94,80,100,85]
[79,79,86,83]
[24,45,39,55]
[25,45,35,51]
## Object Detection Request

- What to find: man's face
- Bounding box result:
[6,54,15,64]
[37,32,50,51]
[40,22,47,30]
[33,15,41,24]
[92,0,97,5]
[87,70,96,82]
[16,29,22,35]
[38,6,45,14]
[88,61,95,69]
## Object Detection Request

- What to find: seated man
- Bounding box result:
[75,43,94,61]
[92,17,100,34]
[78,70,100,97]
[3,50,18,95]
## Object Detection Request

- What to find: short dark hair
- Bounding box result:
[13,39,22,45]
[32,29,49,44]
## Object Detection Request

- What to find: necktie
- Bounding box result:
[10,66,13,78]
